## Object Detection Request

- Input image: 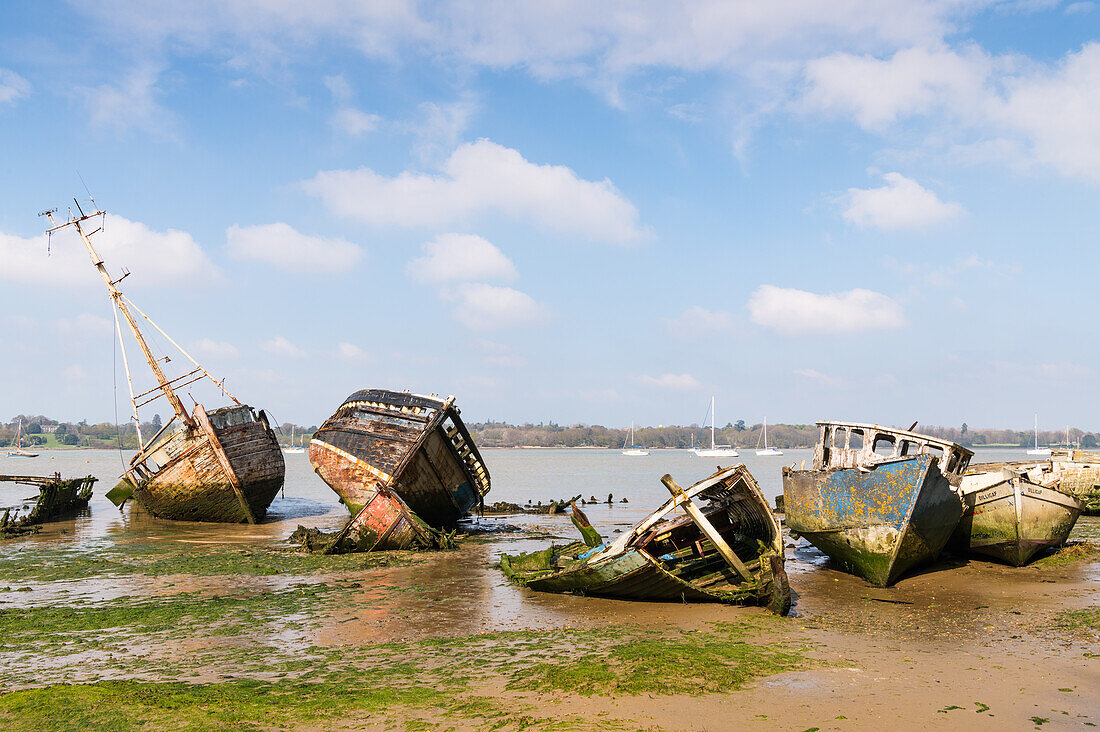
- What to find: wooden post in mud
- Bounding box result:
[661,474,752,581]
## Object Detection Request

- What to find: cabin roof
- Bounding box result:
[816,420,974,458]
[340,388,449,411]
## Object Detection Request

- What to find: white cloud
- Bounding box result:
[660,307,737,338]
[410,98,478,163]
[635,373,701,390]
[802,46,993,130]
[194,339,240,359]
[748,285,904,336]
[261,335,305,357]
[441,283,547,331]
[302,139,645,243]
[78,65,176,137]
[1064,2,1094,13]
[0,69,30,106]
[841,172,964,230]
[794,368,838,384]
[76,2,976,79]
[999,43,1100,182]
[335,342,371,362]
[331,108,381,137]
[0,214,220,288]
[406,233,517,284]
[226,222,363,273]
[323,74,354,102]
[803,42,1100,183]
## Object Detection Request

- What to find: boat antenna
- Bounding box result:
[907,421,918,431]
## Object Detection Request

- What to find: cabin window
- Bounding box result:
[848,429,864,450]
[872,434,896,457]
[925,444,944,468]
[831,427,847,449]
[947,451,960,474]
[899,439,920,456]
[958,455,971,473]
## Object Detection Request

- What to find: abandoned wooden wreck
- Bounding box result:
[783,421,972,587]
[500,465,791,615]
[0,473,96,536]
[309,389,491,552]
[952,466,1084,566]
[44,202,284,524]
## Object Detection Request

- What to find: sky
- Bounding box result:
[0,1,1097,432]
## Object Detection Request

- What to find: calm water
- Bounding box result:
[0,445,1054,550]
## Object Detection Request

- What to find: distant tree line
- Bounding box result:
[3,415,1096,451]
[466,421,1099,450]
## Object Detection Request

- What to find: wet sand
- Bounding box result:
[0,449,1096,729]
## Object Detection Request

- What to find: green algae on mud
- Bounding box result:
[0,584,347,652]
[1052,607,1100,636]
[0,541,424,583]
[1031,541,1099,568]
[0,620,812,731]
[507,629,810,696]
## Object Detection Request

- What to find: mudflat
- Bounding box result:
[0,509,1096,731]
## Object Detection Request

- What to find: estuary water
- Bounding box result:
[0,445,1059,552]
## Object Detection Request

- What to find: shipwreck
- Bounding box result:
[952,466,1084,566]
[783,421,972,587]
[501,465,791,615]
[308,389,491,552]
[43,201,285,523]
[0,473,96,536]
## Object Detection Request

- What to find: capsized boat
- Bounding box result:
[309,389,491,552]
[783,421,972,587]
[501,465,791,615]
[952,466,1084,566]
[1,473,96,535]
[44,201,284,523]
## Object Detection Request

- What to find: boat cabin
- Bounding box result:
[812,421,973,487]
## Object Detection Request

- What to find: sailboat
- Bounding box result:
[43,199,285,523]
[283,427,305,454]
[6,419,39,458]
[693,397,738,457]
[755,417,783,457]
[622,421,649,456]
[1026,414,1051,457]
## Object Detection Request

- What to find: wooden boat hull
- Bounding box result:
[1,474,96,533]
[501,466,791,615]
[953,473,1084,565]
[309,390,490,529]
[127,405,285,523]
[783,454,963,586]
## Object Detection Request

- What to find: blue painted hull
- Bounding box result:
[783,454,963,586]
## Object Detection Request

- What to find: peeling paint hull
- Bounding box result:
[501,466,791,615]
[953,471,1084,566]
[783,455,963,586]
[309,389,491,552]
[127,405,285,523]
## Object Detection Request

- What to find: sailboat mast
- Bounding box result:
[45,206,196,429]
[711,397,716,449]
[1034,413,1039,449]
[763,417,768,449]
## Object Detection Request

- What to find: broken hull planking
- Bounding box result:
[953,474,1084,566]
[501,466,791,615]
[310,390,490,528]
[127,406,285,523]
[0,475,97,529]
[783,454,963,586]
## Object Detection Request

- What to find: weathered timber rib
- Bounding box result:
[1,474,97,535]
[501,465,791,615]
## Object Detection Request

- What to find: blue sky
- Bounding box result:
[0,1,1097,432]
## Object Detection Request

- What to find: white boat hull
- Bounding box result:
[622,449,649,456]
[693,448,739,457]
[756,448,784,457]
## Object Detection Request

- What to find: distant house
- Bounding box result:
[40,424,60,433]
